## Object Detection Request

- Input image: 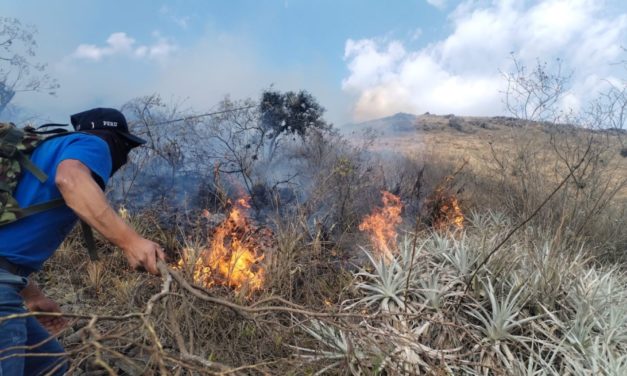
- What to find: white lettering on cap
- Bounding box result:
[102,121,118,127]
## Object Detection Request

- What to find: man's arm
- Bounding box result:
[55,159,165,274]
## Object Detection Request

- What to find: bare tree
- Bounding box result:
[501,54,571,122]
[0,17,59,116]
[593,55,627,149]
[493,53,627,256]
[201,97,263,203]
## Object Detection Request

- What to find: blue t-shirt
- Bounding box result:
[0,133,111,272]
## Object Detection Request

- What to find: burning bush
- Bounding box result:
[425,188,464,231]
[358,191,403,262]
[175,197,268,294]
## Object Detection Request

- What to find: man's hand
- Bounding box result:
[122,237,166,275]
[24,294,68,335]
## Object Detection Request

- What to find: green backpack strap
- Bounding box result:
[15,151,48,182]
[13,198,66,219]
[0,181,11,193]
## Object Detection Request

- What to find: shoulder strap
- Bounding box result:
[37,123,70,130]
[35,125,71,135]
[11,198,66,219]
[14,151,48,182]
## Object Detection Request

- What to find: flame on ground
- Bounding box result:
[359,191,403,262]
[176,197,265,293]
[427,185,464,231]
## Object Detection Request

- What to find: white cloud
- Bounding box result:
[106,32,135,52]
[426,0,447,10]
[30,25,348,127]
[71,32,177,61]
[73,44,106,61]
[343,0,627,121]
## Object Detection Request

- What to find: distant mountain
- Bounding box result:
[339,112,626,161]
[342,112,420,135]
[341,112,536,136]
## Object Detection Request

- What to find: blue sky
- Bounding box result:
[1,0,626,125]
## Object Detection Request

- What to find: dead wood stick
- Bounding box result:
[162,262,382,319]
[166,300,236,374]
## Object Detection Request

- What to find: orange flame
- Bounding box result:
[176,197,265,293]
[359,191,403,262]
[427,186,464,231]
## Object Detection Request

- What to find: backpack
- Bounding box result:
[0,122,98,260]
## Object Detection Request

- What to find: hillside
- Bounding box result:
[343,112,627,201]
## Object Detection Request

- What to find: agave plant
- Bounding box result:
[427,231,454,260]
[442,234,479,278]
[601,300,627,347]
[511,348,561,376]
[291,320,374,375]
[569,268,625,314]
[467,210,511,237]
[600,347,627,376]
[564,302,601,356]
[465,279,543,370]
[376,320,462,375]
[561,337,627,376]
[510,240,587,311]
[467,210,492,230]
[416,269,462,310]
[486,210,510,228]
[346,247,421,313]
[336,212,627,375]
[396,235,428,271]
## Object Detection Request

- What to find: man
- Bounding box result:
[0,108,166,375]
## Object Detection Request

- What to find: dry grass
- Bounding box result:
[364,116,627,256]
[20,115,626,375]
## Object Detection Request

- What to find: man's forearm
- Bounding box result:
[55,160,141,251]
[73,193,141,251]
[55,159,165,274]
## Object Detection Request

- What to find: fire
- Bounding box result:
[359,191,403,262]
[426,183,464,231]
[176,197,265,293]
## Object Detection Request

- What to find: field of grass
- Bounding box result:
[34,114,626,375]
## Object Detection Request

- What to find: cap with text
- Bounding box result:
[70,107,146,147]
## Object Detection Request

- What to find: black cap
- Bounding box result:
[70,108,147,147]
